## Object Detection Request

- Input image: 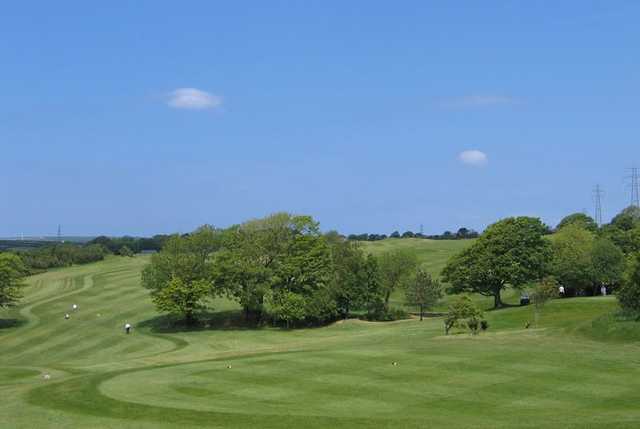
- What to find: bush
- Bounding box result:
[480,320,489,331]
[467,318,479,333]
[444,295,484,335]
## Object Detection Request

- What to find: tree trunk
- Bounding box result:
[420,304,424,321]
[185,310,196,326]
[494,291,503,309]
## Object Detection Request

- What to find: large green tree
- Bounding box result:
[550,224,595,294]
[142,227,221,323]
[213,213,336,325]
[405,268,443,321]
[591,237,626,291]
[0,253,27,309]
[442,217,551,308]
[378,250,418,310]
[326,233,382,318]
[151,277,210,322]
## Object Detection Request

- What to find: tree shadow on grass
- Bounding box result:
[0,318,27,330]
[138,310,265,333]
[485,303,523,312]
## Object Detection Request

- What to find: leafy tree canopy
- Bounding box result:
[142,227,222,323]
[591,237,626,288]
[557,213,598,232]
[610,206,640,231]
[405,268,443,321]
[212,213,335,325]
[378,250,419,309]
[0,253,27,309]
[442,217,551,308]
[618,254,640,314]
[326,234,382,318]
[444,295,484,335]
[550,224,595,293]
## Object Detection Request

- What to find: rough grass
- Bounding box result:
[1,255,640,428]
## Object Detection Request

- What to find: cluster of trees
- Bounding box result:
[142,214,434,327]
[440,207,640,315]
[549,208,640,297]
[347,227,479,242]
[425,227,480,240]
[17,243,108,271]
[88,235,169,255]
[550,224,625,296]
[3,233,170,274]
[0,240,50,252]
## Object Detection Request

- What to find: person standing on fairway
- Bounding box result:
[559,285,565,297]
[124,323,131,334]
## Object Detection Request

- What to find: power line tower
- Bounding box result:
[419,224,424,235]
[593,185,603,226]
[631,167,640,207]
[57,224,62,241]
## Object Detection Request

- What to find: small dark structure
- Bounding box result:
[520,293,530,306]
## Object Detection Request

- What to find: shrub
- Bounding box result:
[480,320,489,331]
[467,318,479,334]
[444,295,483,335]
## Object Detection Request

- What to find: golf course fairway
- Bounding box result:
[2,255,640,428]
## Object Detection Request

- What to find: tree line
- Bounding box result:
[2,235,170,274]
[347,227,479,242]
[442,206,640,314]
[87,235,169,255]
[17,243,108,271]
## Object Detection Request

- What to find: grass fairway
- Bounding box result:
[2,256,640,428]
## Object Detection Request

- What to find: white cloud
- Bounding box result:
[442,95,515,109]
[458,150,488,167]
[167,88,222,110]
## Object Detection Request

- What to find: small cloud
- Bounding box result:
[458,150,488,167]
[441,95,515,109]
[167,88,222,110]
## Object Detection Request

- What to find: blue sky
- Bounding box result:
[1,1,639,236]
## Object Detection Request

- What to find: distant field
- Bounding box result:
[358,238,474,278]
[2,256,640,428]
